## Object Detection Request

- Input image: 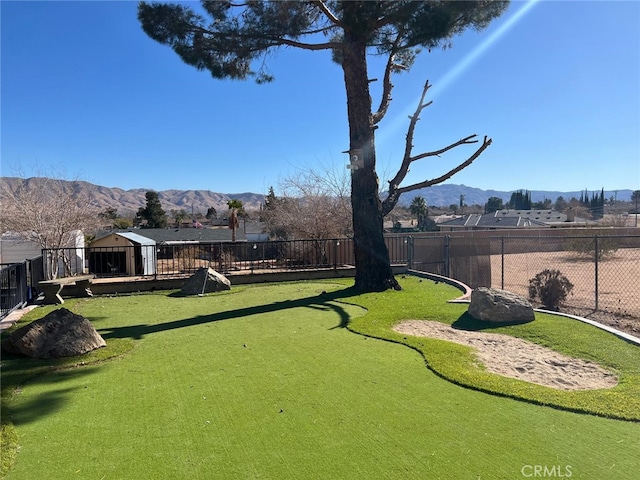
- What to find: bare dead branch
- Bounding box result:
[371,36,403,125]
[385,80,433,196]
[409,134,478,162]
[382,136,492,215]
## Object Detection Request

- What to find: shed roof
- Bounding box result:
[116,231,156,246]
[112,228,245,243]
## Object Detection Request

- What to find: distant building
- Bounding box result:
[0,232,41,264]
[1,230,85,275]
[438,209,591,231]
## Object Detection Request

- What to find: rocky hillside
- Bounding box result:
[1,177,633,217]
[0,177,265,217]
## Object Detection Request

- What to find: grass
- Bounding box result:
[347,275,640,422]
[1,278,639,479]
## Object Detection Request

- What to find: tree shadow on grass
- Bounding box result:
[0,287,362,432]
[2,365,102,427]
[98,287,362,341]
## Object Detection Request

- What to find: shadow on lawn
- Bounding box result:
[2,365,102,426]
[99,287,363,341]
[1,287,361,428]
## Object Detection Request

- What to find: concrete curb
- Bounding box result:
[534,309,640,346]
[0,305,39,331]
[406,270,640,347]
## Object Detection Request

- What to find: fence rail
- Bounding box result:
[43,237,409,280]
[25,233,640,323]
[409,234,640,320]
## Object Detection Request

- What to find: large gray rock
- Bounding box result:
[1,308,106,359]
[181,267,231,295]
[468,287,535,324]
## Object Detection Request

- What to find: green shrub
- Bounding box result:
[528,269,574,311]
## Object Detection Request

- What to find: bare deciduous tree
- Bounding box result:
[262,166,352,241]
[0,175,99,278]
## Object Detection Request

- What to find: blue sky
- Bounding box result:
[2,1,639,196]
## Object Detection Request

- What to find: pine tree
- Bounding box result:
[138,1,508,291]
[137,191,167,228]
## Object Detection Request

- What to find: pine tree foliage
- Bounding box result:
[507,190,531,210]
[485,196,504,213]
[137,191,168,228]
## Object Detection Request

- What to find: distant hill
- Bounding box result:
[395,185,634,208]
[0,177,633,216]
[0,177,265,217]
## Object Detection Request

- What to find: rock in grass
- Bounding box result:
[181,267,231,295]
[468,287,535,324]
[1,308,106,359]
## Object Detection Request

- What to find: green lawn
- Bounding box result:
[1,278,639,479]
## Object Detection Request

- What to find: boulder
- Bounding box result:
[468,287,535,324]
[181,267,231,295]
[1,308,106,359]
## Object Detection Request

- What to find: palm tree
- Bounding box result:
[410,196,428,231]
[227,199,244,242]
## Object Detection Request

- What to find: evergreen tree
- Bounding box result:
[508,190,531,210]
[137,0,508,292]
[485,196,504,213]
[137,191,167,228]
[205,206,217,220]
[554,196,567,212]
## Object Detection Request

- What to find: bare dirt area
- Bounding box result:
[394,320,618,391]
[490,248,640,336]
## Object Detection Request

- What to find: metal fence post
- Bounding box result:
[594,235,599,311]
[444,235,450,278]
[408,236,414,270]
[501,236,505,290]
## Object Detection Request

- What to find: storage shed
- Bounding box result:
[88,232,156,276]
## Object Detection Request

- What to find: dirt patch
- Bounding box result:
[490,248,640,337]
[394,320,618,391]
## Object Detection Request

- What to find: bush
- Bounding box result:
[528,269,574,311]
[564,235,619,260]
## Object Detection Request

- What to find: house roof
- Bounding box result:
[439,209,591,229]
[96,227,246,243]
[441,212,549,229]
[493,209,571,224]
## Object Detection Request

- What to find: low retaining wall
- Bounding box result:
[64,265,408,297]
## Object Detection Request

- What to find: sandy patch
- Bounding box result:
[394,320,618,390]
[491,248,640,324]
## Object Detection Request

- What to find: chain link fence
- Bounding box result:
[410,234,640,322]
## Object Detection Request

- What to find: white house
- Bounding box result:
[0,230,85,276]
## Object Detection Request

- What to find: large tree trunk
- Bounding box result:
[341,30,400,292]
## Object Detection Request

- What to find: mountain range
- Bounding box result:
[0,177,634,217]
